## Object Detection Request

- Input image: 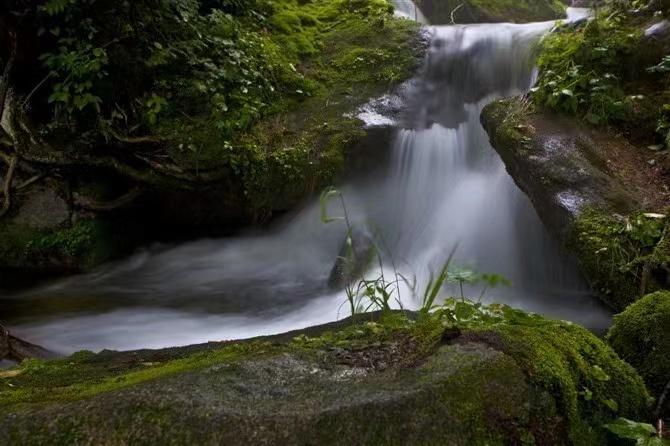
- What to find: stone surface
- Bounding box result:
[13,185,70,230]
[645,20,670,41]
[481,99,670,309]
[481,99,650,238]
[0,311,651,445]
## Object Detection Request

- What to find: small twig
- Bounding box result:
[16,173,45,190]
[74,187,142,212]
[450,3,464,24]
[108,128,162,145]
[22,72,53,109]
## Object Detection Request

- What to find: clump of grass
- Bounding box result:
[319,187,510,318]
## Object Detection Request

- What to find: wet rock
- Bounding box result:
[481,100,638,239]
[0,311,651,445]
[13,185,70,230]
[413,0,566,24]
[328,225,376,289]
[645,20,670,41]
[482,99,670,309]
[0,324,56,362]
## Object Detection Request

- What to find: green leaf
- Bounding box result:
[592,365,610,382]
[602,398,618,412]
[319,187,345,224]
[604,418,658,441]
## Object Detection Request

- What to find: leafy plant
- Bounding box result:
[432,297,549,328]
[320,187,511,319]
[605,418,670,446]
[532,14,638,125]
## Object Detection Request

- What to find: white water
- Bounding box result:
[2,7,609,354]
[393,0,428,24]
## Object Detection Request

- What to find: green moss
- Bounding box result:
[570,209,668,311]
[532,5,669,144]
[164,2,421,215]
[0,222,41,269]
[0,304,651,445]
[607,291,670,412]
[0,341,275,410]
[430,298,651,444]
[0,219,119,272]
[486,323,650,444]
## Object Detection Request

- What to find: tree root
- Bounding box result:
[75,187,142,212]
[0,152,16,218]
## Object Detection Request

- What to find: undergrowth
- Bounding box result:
[532,0,670,146]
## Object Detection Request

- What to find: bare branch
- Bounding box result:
[75,187,142,212]
[0,154,17,217]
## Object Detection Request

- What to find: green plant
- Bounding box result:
[432,297,549,329]
[605,418,670,446]
[320,186,409,317]
[532,14,638,124]
[421,251,455,315]
[320,187,511,318]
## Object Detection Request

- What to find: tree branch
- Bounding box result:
[0,30,17,121]
[0,153,17,218]
[74,187,142,212]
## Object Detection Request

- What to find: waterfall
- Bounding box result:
[392,0,428,24]
[2,6,608,354]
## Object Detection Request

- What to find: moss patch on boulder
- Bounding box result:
[0,305,651,445]
[570,210,669,311]
[607,291,670,416]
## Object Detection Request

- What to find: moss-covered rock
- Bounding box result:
[607,291,670,416]
[0,175,145,283]
[414,0,566,24]
[482,98,670,310]
[0,306,650,445]
[0,0,425,274]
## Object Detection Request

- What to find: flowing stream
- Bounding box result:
[0,5,608,355]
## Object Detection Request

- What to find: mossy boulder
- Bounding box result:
[0,175,145,285]
[0,306,651,445]
[482,98,670,310]
[0,0,425,275]
[414,0,566,24]
[607,291,670,416]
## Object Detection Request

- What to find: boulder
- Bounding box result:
[482,99,670,310]
[608,291,670,418]
[646,20,670,40]
[0,307,651,445]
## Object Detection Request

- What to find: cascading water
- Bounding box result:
[392,0,428,24]
[0,5,609,354]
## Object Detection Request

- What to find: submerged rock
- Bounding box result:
[0,308,651,445]
[328,225,376,290]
